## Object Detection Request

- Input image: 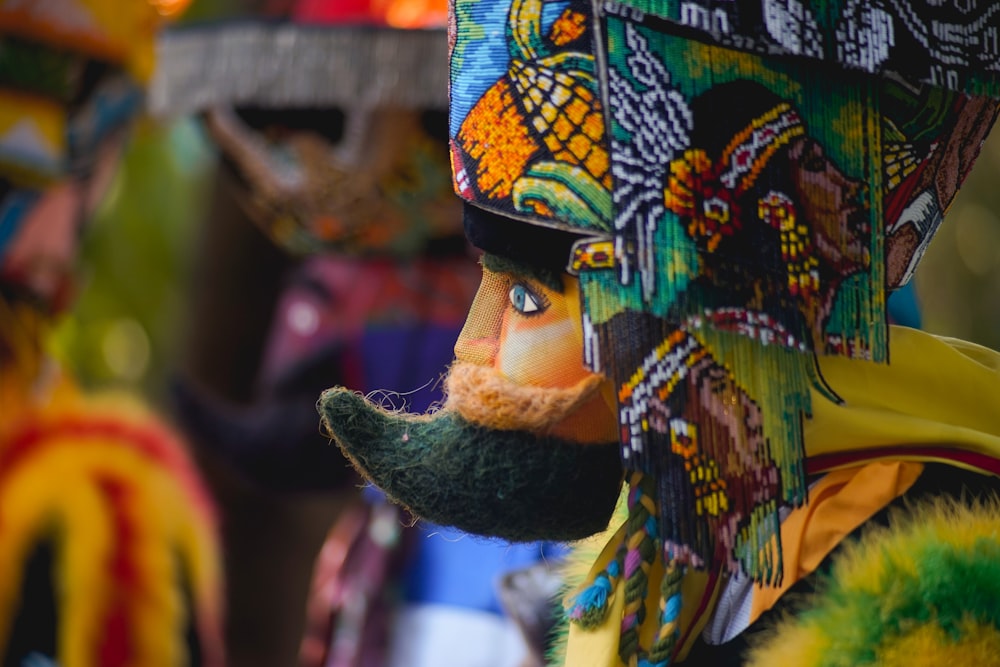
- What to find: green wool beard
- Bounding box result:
[318,387,623,542]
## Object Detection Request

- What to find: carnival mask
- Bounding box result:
[320,252,624,542]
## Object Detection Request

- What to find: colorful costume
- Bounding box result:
[318,0,1000,663]
[0,2,225,665]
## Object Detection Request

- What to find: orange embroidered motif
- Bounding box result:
[458,78,541,200]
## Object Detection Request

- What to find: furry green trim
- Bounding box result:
[746,498,1000,667]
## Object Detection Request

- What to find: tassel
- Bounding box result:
[618,474,660,666]
[567,557,621,628]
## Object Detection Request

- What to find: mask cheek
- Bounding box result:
[546,379,619,445]
[498,317,587,389]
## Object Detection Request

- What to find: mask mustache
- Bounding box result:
[442,361,607,437]
[318,387,623,542]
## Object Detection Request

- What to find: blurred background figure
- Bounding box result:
[0,1,225,665]
[152,0,563,665]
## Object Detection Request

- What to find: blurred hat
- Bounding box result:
[150,0,461,257]
[149,0,447,116]
[0,0,189,82]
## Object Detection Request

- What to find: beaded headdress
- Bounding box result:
[451,0,1000,661]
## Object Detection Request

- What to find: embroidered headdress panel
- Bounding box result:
[451,0,999,564]
[450,9,1000,649]
[575,9,896,587]
[451,0,614,232]
[602,0,1000,98]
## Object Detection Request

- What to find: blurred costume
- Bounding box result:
[318,0,1000,664]
[0,1,225,666]
[154,1,561,664]
[0,356,225,667]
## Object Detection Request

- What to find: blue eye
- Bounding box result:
[508,283,545,315]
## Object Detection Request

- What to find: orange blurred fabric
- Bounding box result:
[749,461,923,621]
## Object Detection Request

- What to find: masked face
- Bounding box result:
[319,257,624,542]
[174,254,482,493]
[0,131,126,313]
[450,259,619,443]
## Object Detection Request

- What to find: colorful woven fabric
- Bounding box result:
[435,1,1000,664]
[450,0,1000,590]
[556,327,1000,665]
[309,1,1000,665]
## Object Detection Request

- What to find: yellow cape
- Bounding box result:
[563,326,1000,665]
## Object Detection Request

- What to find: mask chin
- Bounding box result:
[318,386,624,542]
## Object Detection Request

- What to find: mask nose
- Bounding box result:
[453,267,507,365]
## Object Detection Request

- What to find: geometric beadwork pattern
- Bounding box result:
[605,0,1000,99]
[448,2,1000,656]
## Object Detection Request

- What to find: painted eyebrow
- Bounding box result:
[481,253,564,293]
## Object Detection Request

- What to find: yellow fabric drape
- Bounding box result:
[806,326,1000,466]
[749,461,923,620]
[563,327,1000,665]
